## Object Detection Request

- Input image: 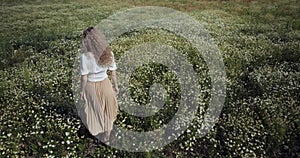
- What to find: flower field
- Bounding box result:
[0,0,299,157]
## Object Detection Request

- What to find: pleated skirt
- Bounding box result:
[78,77,119,136]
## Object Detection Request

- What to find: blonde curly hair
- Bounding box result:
[81,26,113,66]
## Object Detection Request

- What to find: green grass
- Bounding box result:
[0,0,299,157]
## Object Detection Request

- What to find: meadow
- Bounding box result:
[0,0,299,157]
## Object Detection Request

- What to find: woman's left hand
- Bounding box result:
[80,91,87,103]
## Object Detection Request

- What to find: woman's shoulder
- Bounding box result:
[82,52,94,59]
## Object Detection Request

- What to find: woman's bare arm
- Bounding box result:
[80,75,87,102]
[110,70,119,94]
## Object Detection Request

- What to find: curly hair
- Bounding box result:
[81,26,113,66]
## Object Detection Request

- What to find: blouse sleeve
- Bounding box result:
[108,52,117,71]
[80,54,89,75]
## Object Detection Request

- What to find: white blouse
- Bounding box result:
[80,52,117,82]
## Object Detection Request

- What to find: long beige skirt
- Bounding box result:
[79,77,119,136]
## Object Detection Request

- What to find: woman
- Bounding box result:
[79,26,119,145]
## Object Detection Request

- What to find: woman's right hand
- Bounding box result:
[113,86,119,96]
